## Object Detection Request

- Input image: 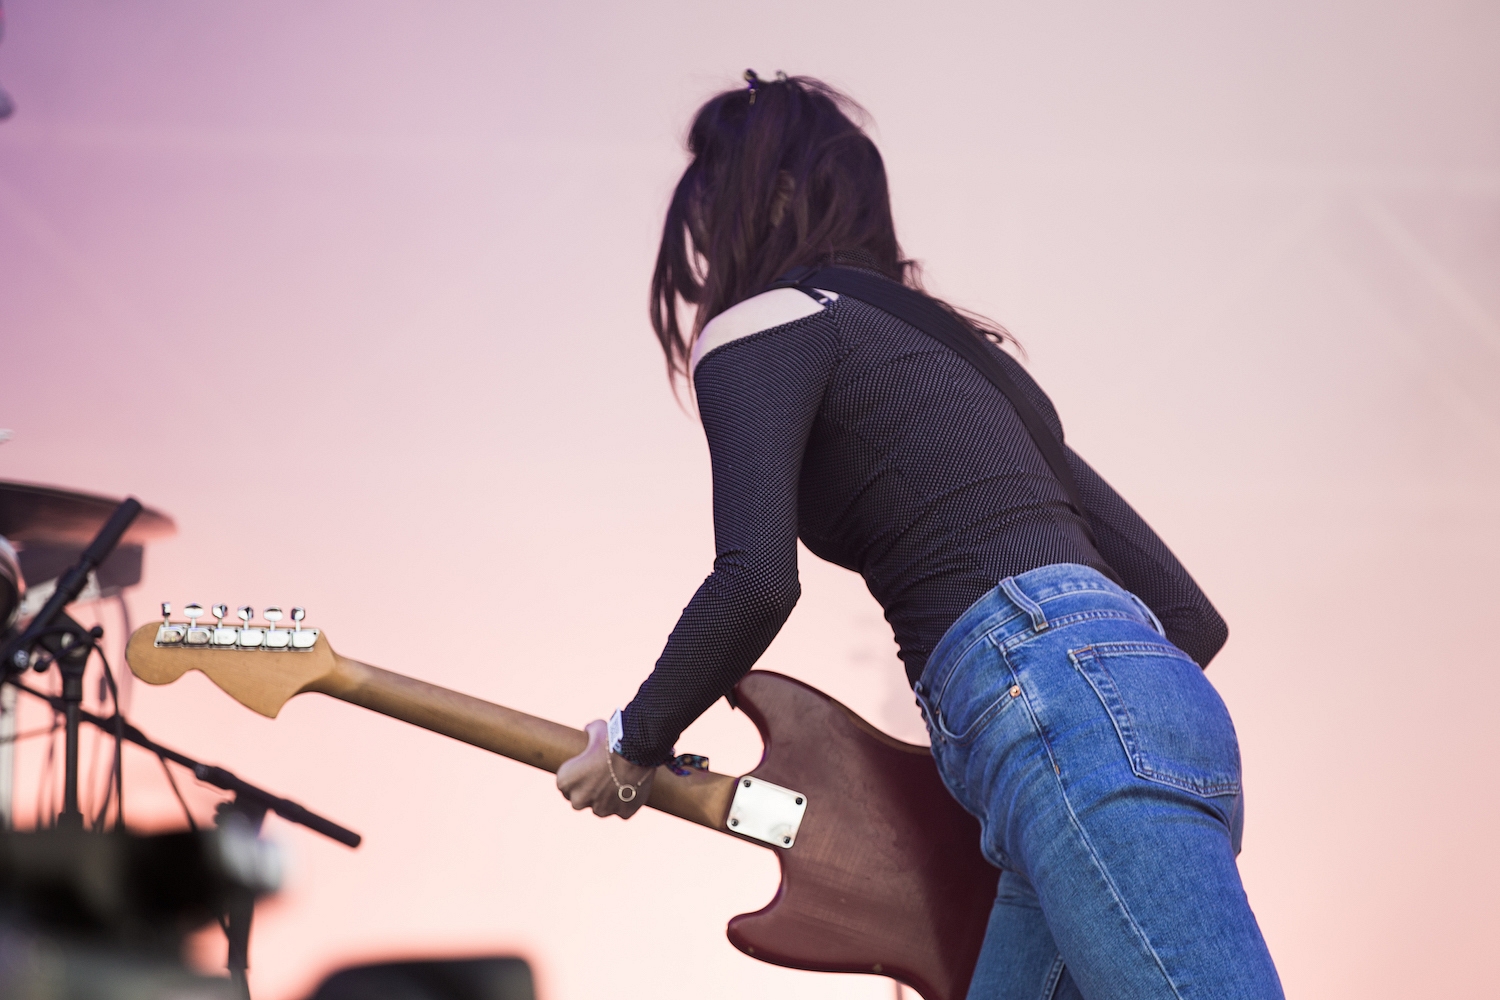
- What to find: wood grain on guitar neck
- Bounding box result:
[124,624,736,831]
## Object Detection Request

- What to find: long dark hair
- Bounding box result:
[650,72,1009,382]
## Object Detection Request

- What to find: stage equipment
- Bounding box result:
[1,496,147,832]
[13,680,360,997]
[309,956,534,1000]
[127,614,1000,1000]
[0,480,176,610]
[0,480,177,823]
[0,825,277,998]
[0,483,175,831]
[0,482,340,997]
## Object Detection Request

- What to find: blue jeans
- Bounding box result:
[915,564,1283,1000]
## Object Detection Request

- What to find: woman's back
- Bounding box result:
[799,292,1109,679]
[620,277,1227,765]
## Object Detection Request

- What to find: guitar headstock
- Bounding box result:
[126,602,338,718]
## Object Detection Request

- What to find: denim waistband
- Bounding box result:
[915,563,1163,705]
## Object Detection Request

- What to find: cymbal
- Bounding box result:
[0,481,175,547]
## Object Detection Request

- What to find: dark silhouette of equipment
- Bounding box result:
[13,680,361,999]
[0,480,358,998]
[2,496,143,829]
[309,956,535,1000]
[0,827,278,998]
[0,482,177,829]
[0,480,176,599]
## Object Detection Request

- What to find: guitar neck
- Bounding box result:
[310,653,736,831]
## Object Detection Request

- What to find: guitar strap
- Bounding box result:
[771,265,1098,546]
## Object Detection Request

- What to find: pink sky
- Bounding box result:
[2,3,1498,998]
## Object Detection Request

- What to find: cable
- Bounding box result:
[95,644,125,830]
[36,707,59,828]
[12,680,361,847]
[156,753,198,834]
[91,755,116,832]
[36,669,62,827]
[83,662,107,824]
[153,756,232,936]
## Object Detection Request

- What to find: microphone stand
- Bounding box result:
[0,497,363,998]
[13,682,362,998]
[1,498,141,829]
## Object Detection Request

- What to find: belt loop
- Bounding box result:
[1128,593,1166,637]
[999,576,1048,632]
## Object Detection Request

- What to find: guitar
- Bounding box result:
[125,606,999,1000]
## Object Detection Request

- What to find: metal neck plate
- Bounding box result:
[726,776,808,849]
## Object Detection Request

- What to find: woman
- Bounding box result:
[557,72,1283,1000]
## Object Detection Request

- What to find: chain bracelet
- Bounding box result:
[606,752,648,802]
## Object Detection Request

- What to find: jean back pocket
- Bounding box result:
[1070,641,1241,797]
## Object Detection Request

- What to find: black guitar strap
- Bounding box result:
[772,265,1096,541]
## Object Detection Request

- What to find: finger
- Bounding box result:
[556,759,585,799]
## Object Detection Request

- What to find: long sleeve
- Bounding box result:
[617,317,839,765]
[1067,447,1230,666]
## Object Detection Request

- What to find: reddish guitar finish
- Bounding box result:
[729,672,1000,1000]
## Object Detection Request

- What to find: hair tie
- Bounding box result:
[744,69,789,105]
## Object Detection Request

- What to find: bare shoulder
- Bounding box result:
[692,287,838,372]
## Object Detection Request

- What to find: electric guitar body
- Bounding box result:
[126,615,999,1000]
[731,671,998,1000]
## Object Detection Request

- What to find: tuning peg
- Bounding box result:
[262,606,291,648]
[211,604,238,646]
[155,601,185,645]
[236,605,266,648]
[183,603,210,645]
[288,606,317,650]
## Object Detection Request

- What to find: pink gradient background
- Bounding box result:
[2,3,1498,997]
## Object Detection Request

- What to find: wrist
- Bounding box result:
[608,706,676,768]
[604,745,653,803]
[607,708,626,755]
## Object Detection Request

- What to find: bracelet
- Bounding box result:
[606,752,649,803]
